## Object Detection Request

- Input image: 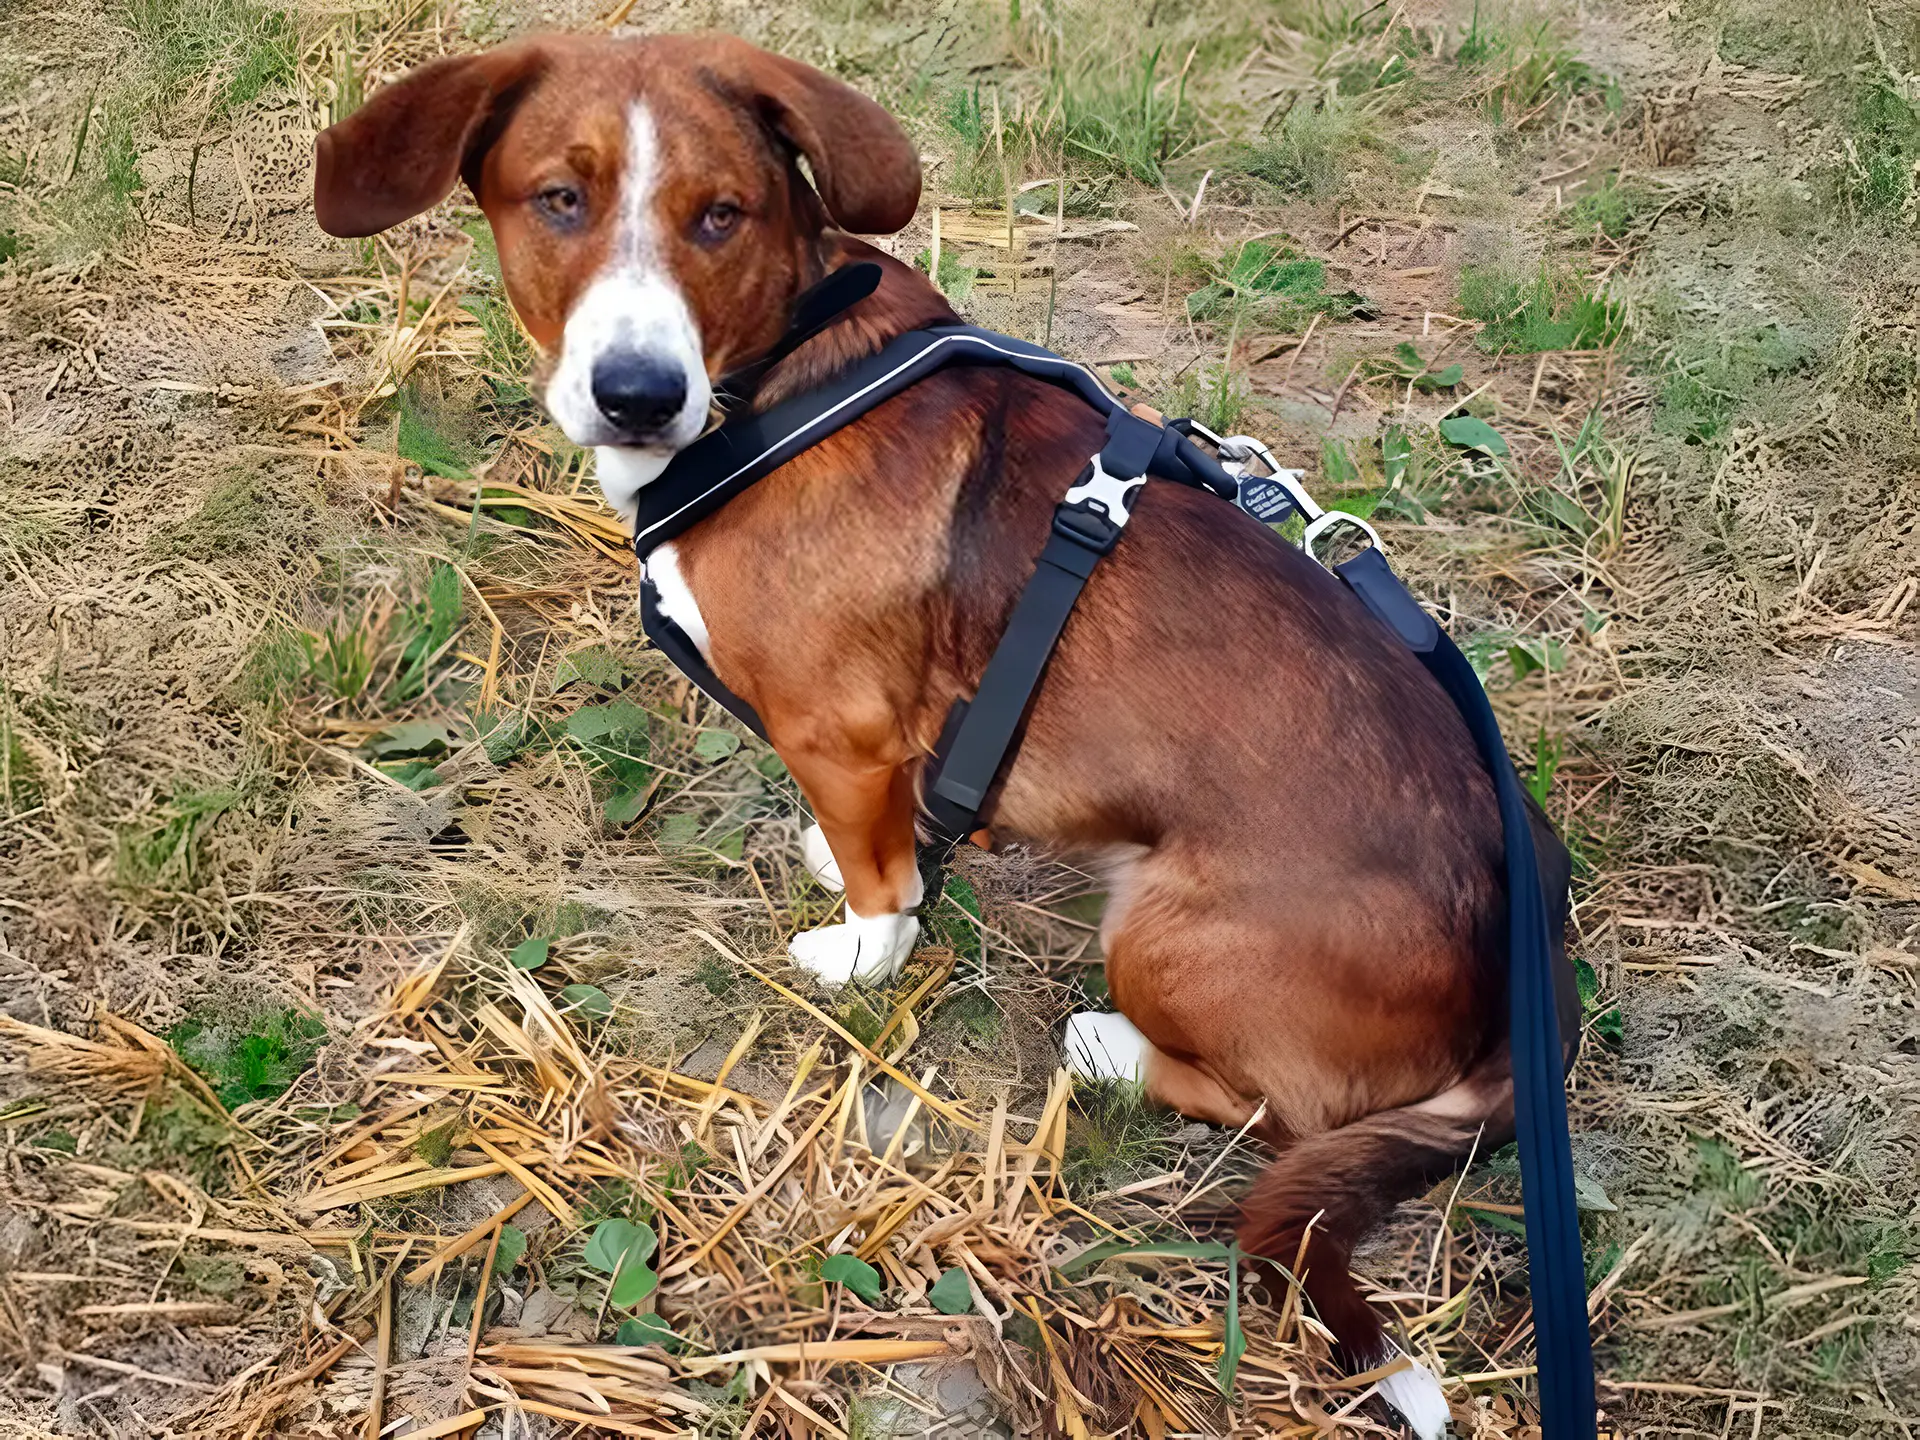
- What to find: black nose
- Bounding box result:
[591,352,688,436]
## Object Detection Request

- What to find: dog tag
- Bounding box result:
[1236,475,1299,525]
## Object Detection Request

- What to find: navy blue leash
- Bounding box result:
[1337,549,1595,1438]
[633,282,1598,1435]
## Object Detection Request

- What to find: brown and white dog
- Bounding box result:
[314,33,1571,1436]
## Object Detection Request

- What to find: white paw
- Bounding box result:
[1062,1011,1149,1083]
[799,821,844,893]
[788,910,918,986]
[1376,1350,1450,1440]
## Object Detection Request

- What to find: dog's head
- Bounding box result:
[313,34,920,513]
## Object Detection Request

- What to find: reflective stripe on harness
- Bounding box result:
[631,293,1597,1439]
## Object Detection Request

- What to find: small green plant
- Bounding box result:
[1157,361,1248,435]
[1565,172,1642,240]
[1458,264,1624,353]
[1185,241,1366,332]
[390,562,464,702]
[169,1007,326,1111]
[566,699,654,825]
[819,1252,882,1303]
[1693,1135,1763,1210]
[584,1217,659,1307]
[300,620,374,702]
[913,246,976,304]
[1364,340,1463,392]
[1527,726,1560,807]
[397,388,477,480]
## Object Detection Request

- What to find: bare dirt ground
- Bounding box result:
[2,0,1918,1435]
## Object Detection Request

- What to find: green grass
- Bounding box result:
[1842,83,1920,221]
[1232,95,1372,200]
[1184,240,1367,331]
[1655,322,1820,443]
[940,44,1196,197]
[116,785,238,889]
[1062,1077,1182,1196]
[1458,263,1625,353]
[122,0,297,111]
[169,1006,327,1111]
[1564,172,1645,240]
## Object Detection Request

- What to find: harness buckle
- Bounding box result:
[1302,509,1385,565]
[1057,453,1143,554]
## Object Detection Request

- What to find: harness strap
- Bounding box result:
[924,409,1162,840]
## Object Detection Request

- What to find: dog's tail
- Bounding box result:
[1237,1047,1514,1437]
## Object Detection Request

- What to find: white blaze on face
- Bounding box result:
[543,100,713,520]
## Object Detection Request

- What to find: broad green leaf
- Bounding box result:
[693,730,741,762]
[1508,644,1541,681]
[367,721,453,757]
[712,828,745,862]
[616,1314,679,1349]
[492,1223,527,1275]
[1382,427,1412,486]
[585,1219,657,1275]
[755,753,789,780]
[819,1253,882,1303]
[611,1261,659,1307]
[604,787,649,826]
[1573,956,1599,1008]
[567,700,648,743]
[656,814,701,851]
[379,759,443,791]
[1438,414,1509,456]
[559,984,612,1021]
[509,937,551,970]
[1573,1173,1616,1213]
[928,1267,973,1315]
[552,645,628,693]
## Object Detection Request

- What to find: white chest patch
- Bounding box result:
[645,542,710,661]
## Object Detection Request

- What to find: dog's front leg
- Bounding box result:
[782,751,922,986]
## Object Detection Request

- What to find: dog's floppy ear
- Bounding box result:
[675,35,920,235]
[313,40,548,237]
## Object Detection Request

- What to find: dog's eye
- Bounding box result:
[697,201,742,243]
[536,184,583,224]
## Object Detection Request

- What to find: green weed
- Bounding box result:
[1564,172,1644,240]
[1457,263,1624,353]
[913,245,977,305]
[169,1007,326,1111]
[1,708,41,814]
[1157,361,1249,435]
[941,45,1196,193]
[128,1092,235,1188]
[390,561,464,702]
[397,387,479,480]
[300,620,375,702]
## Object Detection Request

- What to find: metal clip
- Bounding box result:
[1062,452,1144,530]
[1302,509,1384,566]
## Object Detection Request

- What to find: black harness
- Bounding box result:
[630,266,1597,1439]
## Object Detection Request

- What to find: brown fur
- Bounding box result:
[312,34,1571,1371]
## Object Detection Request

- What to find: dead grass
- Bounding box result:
[1,0,1917,1435]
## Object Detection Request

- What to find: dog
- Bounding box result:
[313,33,1573,1436]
